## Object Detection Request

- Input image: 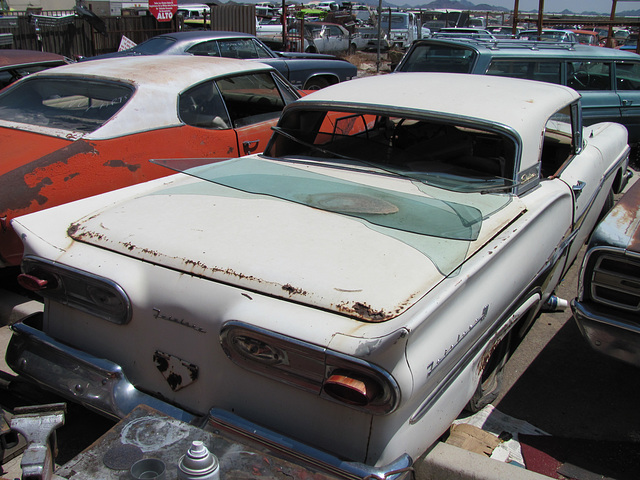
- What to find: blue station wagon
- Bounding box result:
[396,38,640,148]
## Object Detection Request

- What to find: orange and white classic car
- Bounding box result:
[0,55,301,267]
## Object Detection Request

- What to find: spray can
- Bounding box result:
[177,441,220,480]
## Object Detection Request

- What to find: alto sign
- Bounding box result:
[149,0,177,22]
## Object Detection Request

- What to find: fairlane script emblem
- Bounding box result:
[426,305,489,377]
[153,308,207,333]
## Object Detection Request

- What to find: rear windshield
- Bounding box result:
[0,77,133,132]
[398,43,476,73]
[131,37,176,54]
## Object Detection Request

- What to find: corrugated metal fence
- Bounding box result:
[0,5,255,58]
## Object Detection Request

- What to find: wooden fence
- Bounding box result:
[0,5,255,59]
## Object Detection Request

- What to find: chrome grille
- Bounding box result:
[590,253,640,311]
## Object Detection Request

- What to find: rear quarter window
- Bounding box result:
[400,44,476,73]
[616,62,640,90]
[0,77,133,132]
[486,60,561,84]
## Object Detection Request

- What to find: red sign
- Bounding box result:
[149,0,177,22]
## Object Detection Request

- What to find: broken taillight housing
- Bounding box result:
[20,255,131,325]
[220,321,399,414]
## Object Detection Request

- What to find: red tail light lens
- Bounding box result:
[323,371,380,406]
[17,273,51,291]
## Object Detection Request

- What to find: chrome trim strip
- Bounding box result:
[207,408,414,480]
[6,316,195,423]
[572,300,640,335]
[410,289,542,425]
[571,299,640,366]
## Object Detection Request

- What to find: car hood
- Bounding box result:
[66,157,525,322]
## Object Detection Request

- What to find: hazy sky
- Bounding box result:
[486,1,640,15]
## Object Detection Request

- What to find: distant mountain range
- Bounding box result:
[232,0,640,17]
[225,0,640,17]
[367,0,636,16]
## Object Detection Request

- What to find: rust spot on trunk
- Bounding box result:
[103,159,141,172]
[1,140,95,213]
[282,284,307,296]
[337,301,390,322]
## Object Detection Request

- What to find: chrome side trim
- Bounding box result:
[207,408,414,480]
[6,315,195,423]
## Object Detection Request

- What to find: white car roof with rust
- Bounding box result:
[38,55,272,88]
[21,56,278,139]
[293,72,581,170]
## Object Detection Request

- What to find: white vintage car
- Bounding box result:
[7,73,630,478]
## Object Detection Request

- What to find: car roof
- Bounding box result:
[151,30,257,42]
[0,49,68,68]
[30,55,273,90]
[20,56,278,139]
[409,38,640,60]
[292,72,580,171]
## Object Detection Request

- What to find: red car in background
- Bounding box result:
[0,49,72,89]
[0,55,301,267]
[570,30,601,46]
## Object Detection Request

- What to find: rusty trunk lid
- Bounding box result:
[68,157,526,321]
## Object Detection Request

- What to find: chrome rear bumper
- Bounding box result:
[6,314,414,480]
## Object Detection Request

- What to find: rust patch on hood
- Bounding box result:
[614,182,640,253]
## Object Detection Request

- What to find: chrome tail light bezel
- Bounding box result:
[220,321,400,415]
[20,255,132,325]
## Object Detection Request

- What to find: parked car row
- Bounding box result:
[395,37,640,147]
[0,49,72,90]
[86,30,357,91]
[1,36,639,480]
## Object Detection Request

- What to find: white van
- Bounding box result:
[379,11,417,49]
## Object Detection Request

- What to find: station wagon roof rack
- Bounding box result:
[423,37,580,51]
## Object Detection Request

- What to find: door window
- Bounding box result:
[217,72,288,128]
[615,61,640,90]
[487,60,561,84]
[186,40,220,56]
[179,72,297,129]
[567,61,612,91]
